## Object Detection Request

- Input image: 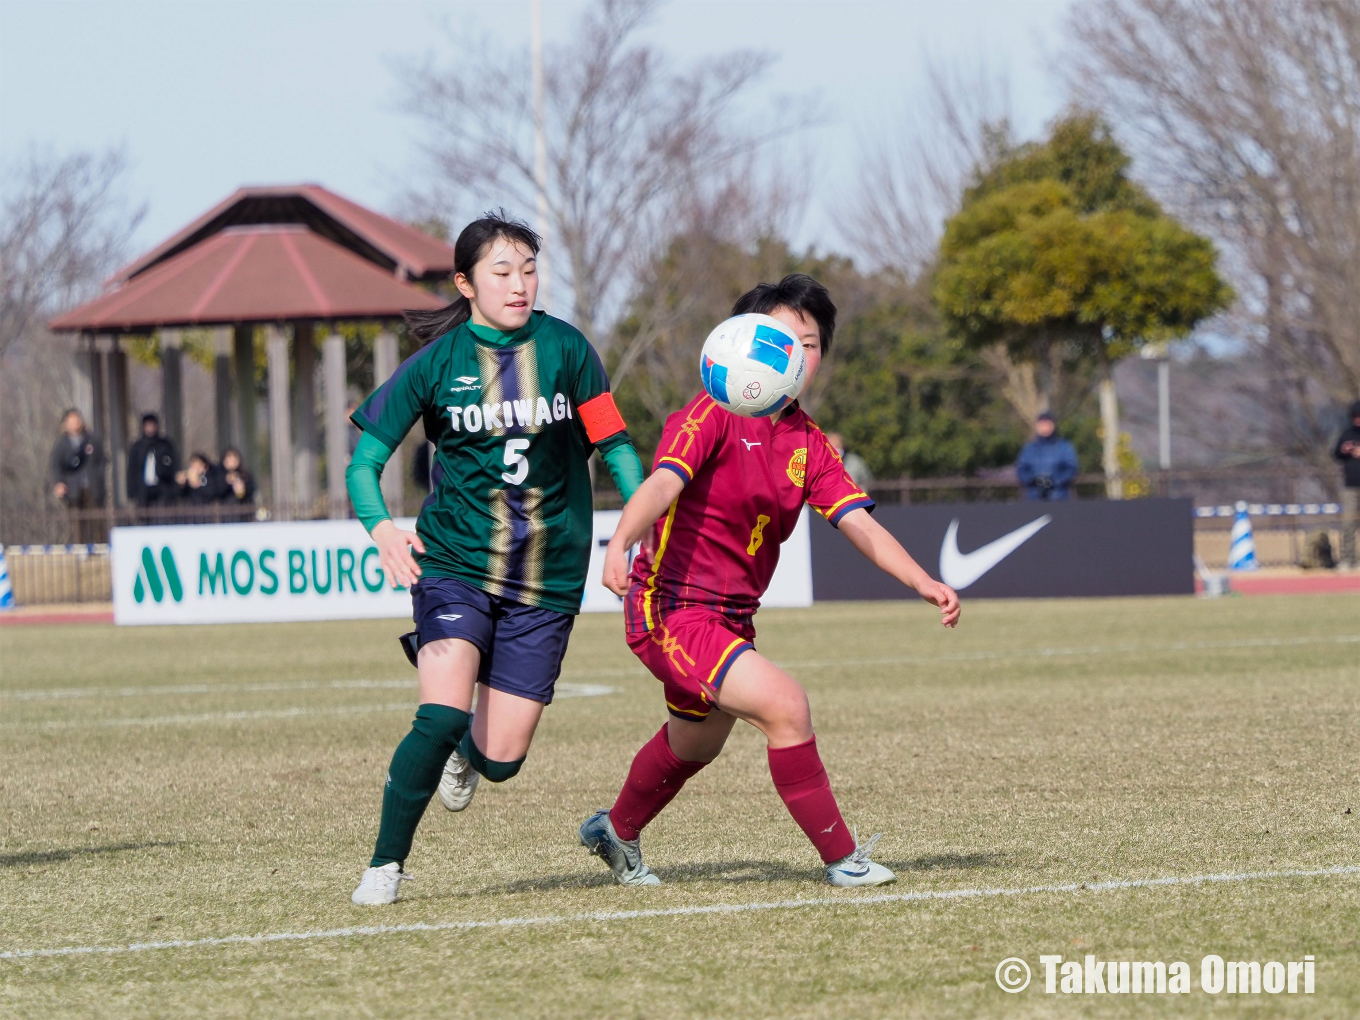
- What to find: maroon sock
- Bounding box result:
[609,725,708,841]
[767,737,856,864]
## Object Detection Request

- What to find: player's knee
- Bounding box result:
[764,694,812,744]
[458,730,525,782]
[413,703,471,751]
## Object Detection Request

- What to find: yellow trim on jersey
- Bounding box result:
[641,500,679,631]
[665,699,708,718]
[668,397,720,460]
[708,637,749,686]
[657,456,694,480]
[816,491,870,520]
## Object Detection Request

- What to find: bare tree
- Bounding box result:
[608,156,806,395]
[401,0,806,343]
[1,149,139,357]
[1068,0,1360,476]
[845,61,1013,279]
[843,64,1103,431]
[0,149,140,526]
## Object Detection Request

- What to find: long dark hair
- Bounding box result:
[405,209,542,344]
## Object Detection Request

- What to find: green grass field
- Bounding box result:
[2,594,1358,1018]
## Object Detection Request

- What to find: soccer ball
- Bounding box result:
[698,313,807,418]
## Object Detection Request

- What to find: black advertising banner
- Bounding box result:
[810,498,1195,600]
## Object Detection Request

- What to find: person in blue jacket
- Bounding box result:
[1016,412,1078,500]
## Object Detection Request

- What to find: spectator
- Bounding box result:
[1016,411,1078,501]
[176,452,224,505]
[126,413,178,513]
[172,452,224,524]
[1333,399,1360,569]
[825,432,874,490]
[218,447,257,507]
[48,409,105,543]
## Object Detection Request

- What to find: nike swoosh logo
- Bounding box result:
[939,515,1051,590]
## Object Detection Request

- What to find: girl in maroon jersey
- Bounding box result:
[580,274,960,887]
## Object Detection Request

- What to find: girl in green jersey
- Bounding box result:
[348,212,644,905]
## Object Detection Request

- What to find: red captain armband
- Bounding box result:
[578,392,627,443]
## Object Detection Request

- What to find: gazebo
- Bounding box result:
[50,185,454,517]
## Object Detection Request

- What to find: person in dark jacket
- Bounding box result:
[217,447,257,521]
[1333,399,1360,568]
[126,413,178,513]
[1016,412,1079,501]
[174,452,225,522]
[49,409,106,543]
[176,452,224,505]
[218,447,256,502]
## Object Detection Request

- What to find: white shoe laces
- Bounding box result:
[373,867,413,888]
[845,828,882,864]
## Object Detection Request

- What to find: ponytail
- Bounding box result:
[405,296,472,344]
[404,209,541,345]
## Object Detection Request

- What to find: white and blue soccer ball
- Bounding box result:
[699,313,807,418]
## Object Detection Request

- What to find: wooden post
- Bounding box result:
[108,341,130,508]
[266,323,294,514]
[71,335,95,423]
[160,328,184,453]
[1099,370,1122,500]
[323,331,350,518]
[373,329,403,517]
[214,326,233,457]
[233,324,259,477]
[92,336,111,510]
[293,321,318,510]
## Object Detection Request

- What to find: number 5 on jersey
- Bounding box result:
[502,439,531,485]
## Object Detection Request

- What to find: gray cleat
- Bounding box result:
[579,809,662,886]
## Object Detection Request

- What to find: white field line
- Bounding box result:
[0,672,641,702]
[0,684,615,730]
[3,863,1356,962]
[2,678,416,702]
[780,632,1360,671]
[6,634,1356,704]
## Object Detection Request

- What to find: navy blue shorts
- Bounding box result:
[406,576,575,704]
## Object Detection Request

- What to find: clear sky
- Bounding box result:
[0,0,1072,256]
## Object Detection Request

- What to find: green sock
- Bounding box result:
[458,730,526,783]
[371,704,470,867]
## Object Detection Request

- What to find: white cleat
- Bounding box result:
[351,862,412,905]
[826,832,896,888]
[438,748,480,812]
[579,809,662,886]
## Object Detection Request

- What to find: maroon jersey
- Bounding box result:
[628,392,873,628]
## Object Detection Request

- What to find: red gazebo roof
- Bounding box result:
[51,224,446,333]
[109,184,455,284]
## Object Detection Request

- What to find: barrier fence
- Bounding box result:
[1,466,1350,607]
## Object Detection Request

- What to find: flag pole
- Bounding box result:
[532,0,551,314]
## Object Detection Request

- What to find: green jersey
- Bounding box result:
[352,312,631,615]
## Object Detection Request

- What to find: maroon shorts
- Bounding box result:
[625,586,755,720]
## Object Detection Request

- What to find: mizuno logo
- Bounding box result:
[939,515,1051,590]
[133,546,184,604]
[741,439,761,450]
[435,613,463,621]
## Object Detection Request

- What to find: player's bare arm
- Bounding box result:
[838,507,961,627]
[602,468,685,595]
